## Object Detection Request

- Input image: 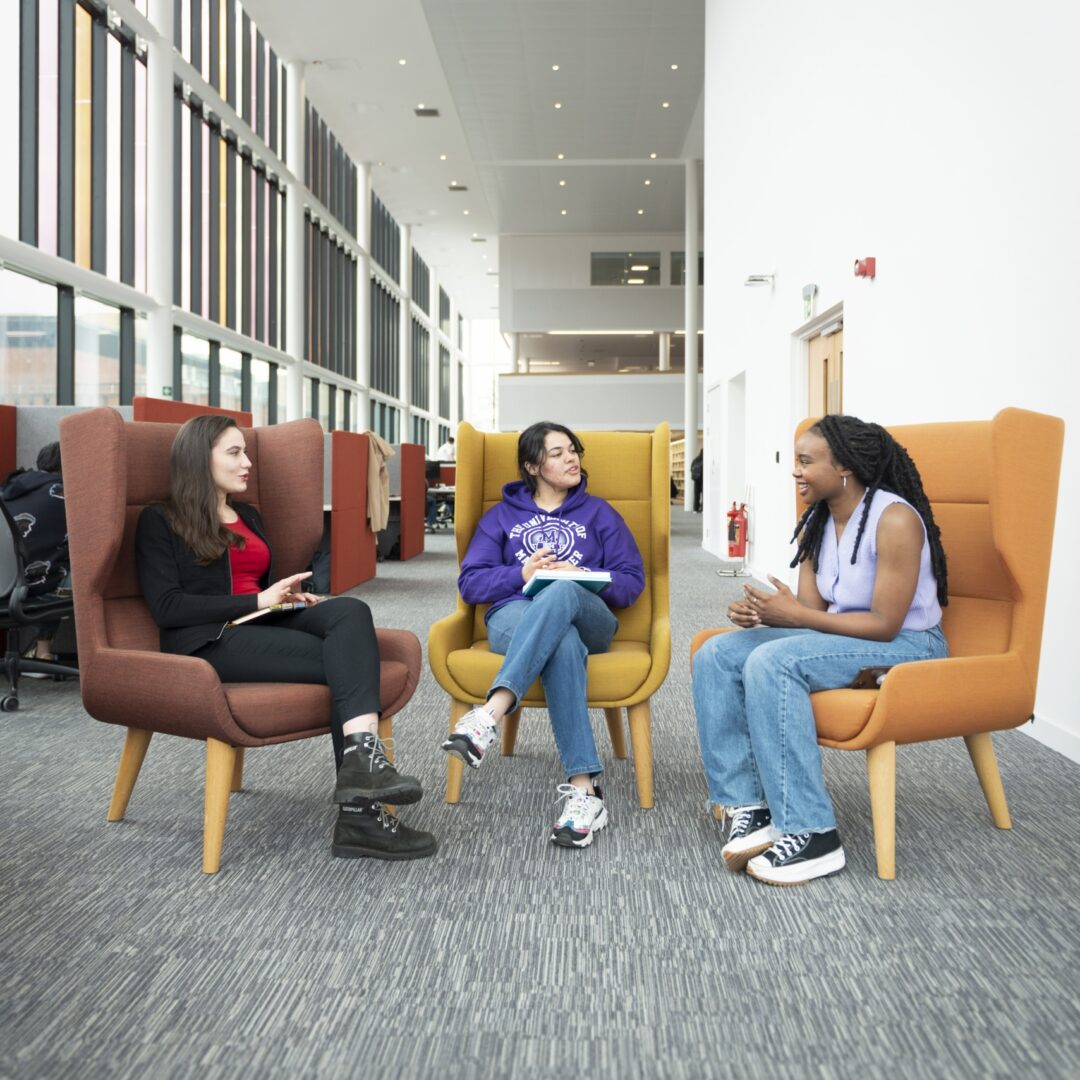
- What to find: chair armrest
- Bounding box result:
[375,628,421,673]
[689,626,734,670]
[825,651,1036,749]
[80,648,252,745]
[428,603,476,696]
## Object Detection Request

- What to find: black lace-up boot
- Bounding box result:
[333,732,423,805]
[331,803,437,861]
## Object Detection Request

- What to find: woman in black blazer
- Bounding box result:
[135,414,435,861]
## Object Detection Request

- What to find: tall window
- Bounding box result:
[305,101,357,236]
[438,287,450,336]
[304,211,356,378]
[411,415,429,449]
[411,318,429,409]
[370,278,399,398]
[371,194,400,282]
[0,269,58,406]
[175,87,284,349]
[369,399,398,443]
[439,345,451,419]
[16,2,147,288]
[411,250,430,313]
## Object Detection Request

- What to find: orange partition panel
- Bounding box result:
[132,396,253,427]
[439,464,456,486]
[398,442,426,561]
[0,405,16,478]
[329,431,376,592]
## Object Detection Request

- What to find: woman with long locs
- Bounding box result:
[693,415,949,886]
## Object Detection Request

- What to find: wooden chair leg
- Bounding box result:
[230,748,245,792]
[445,699,469,804]
[203,738,237,874]
[713,804,726,822]
[377,717,395,760]
[866,741,897,880]
[964,732,1012,829]
[107,727,153,822]
[502,708,521,755]
[627,700,654,809]
[604,708,627,759]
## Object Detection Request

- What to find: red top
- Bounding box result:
[225,517,270,595]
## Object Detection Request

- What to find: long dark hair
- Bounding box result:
[517,421,588,495]
[163,415,246,565]
[789,414,949,606]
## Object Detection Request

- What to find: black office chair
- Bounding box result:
[0,499,79,712]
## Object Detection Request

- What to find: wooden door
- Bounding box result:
[808,328,843,416]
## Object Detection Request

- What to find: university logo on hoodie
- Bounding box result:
[509,513,589,566]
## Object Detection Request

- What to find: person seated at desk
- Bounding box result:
[135,415,436,861]
[1,442,71,670]
[692,414,949,886]
[436,435,455,462]
[440,421,644,850]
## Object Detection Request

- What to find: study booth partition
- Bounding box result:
[324,431,377,592]
[380,443,426,561]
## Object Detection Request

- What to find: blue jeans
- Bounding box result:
[485,581,618,780]
[692,625,948,834]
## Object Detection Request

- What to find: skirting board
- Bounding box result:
[1020,714,1080,766]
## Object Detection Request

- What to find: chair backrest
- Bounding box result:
[0,500,23,603]
[132,396,252,427]
[58,408,324,660]
[453,421,671,643]
[794,409,1063,680]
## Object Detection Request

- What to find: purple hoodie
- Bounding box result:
[458,477,645,621]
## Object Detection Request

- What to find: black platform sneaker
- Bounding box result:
[746,829,846,886]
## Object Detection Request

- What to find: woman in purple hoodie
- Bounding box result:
[441,421,645,849]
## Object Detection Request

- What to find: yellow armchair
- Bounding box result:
[690,408,1064,878]
[429,421,672,808]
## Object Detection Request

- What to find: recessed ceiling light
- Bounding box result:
[662,101,670,109]
[551,63,560,71]
[644,179,651,186]
[439,154,447,161]
[630,264,650,271]
[557,153,565,160]
[670,63,679,70]
[649,152,657,159]
[627,278,645,285]
[418,103,424,109]
[637,208,645,215]
[560,209,568,215]
[554,102,562,109]
[463,209,470,215]
[398,58,407,66]
[559,179,566,186]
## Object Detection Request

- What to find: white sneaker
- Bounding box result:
[441,707,498,768]
[551,784,608,848]
[720,804,782,872]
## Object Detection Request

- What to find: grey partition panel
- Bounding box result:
[386,445,403,497]
[17,406,132,470]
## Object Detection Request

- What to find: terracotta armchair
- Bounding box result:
[690,408,1064,879]
[428,421,671,808]
[59,408,421,873]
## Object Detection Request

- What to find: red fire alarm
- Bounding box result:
[854,257,876,279]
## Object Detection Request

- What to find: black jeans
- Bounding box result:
[194,596,381,768]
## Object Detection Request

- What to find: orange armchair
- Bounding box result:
[59,408,421,873]
[690,408,1064,879]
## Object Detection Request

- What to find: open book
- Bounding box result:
[522,569,612,598]
[227,601,308,628]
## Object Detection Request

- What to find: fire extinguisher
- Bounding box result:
[727,502,748,558]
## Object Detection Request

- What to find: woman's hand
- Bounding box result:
[522,547,557,583]
[743,576,806,628]
[727,598,760,628]
[257,571,313,609]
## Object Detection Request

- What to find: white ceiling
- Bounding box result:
[239,0,705,318]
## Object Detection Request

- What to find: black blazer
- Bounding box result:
[135,501,274,656]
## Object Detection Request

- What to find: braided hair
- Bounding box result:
[789,415,948,606]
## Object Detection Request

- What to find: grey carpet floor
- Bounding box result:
[1,511,1078,1079]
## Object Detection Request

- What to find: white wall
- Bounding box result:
[499,372,704,433]
[463,318,512,432]
[703,0,1080,761]
[500,233,701,332]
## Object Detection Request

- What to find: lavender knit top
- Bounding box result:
[815,489,942,632]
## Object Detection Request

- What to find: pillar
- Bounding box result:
[683,159,701,512]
